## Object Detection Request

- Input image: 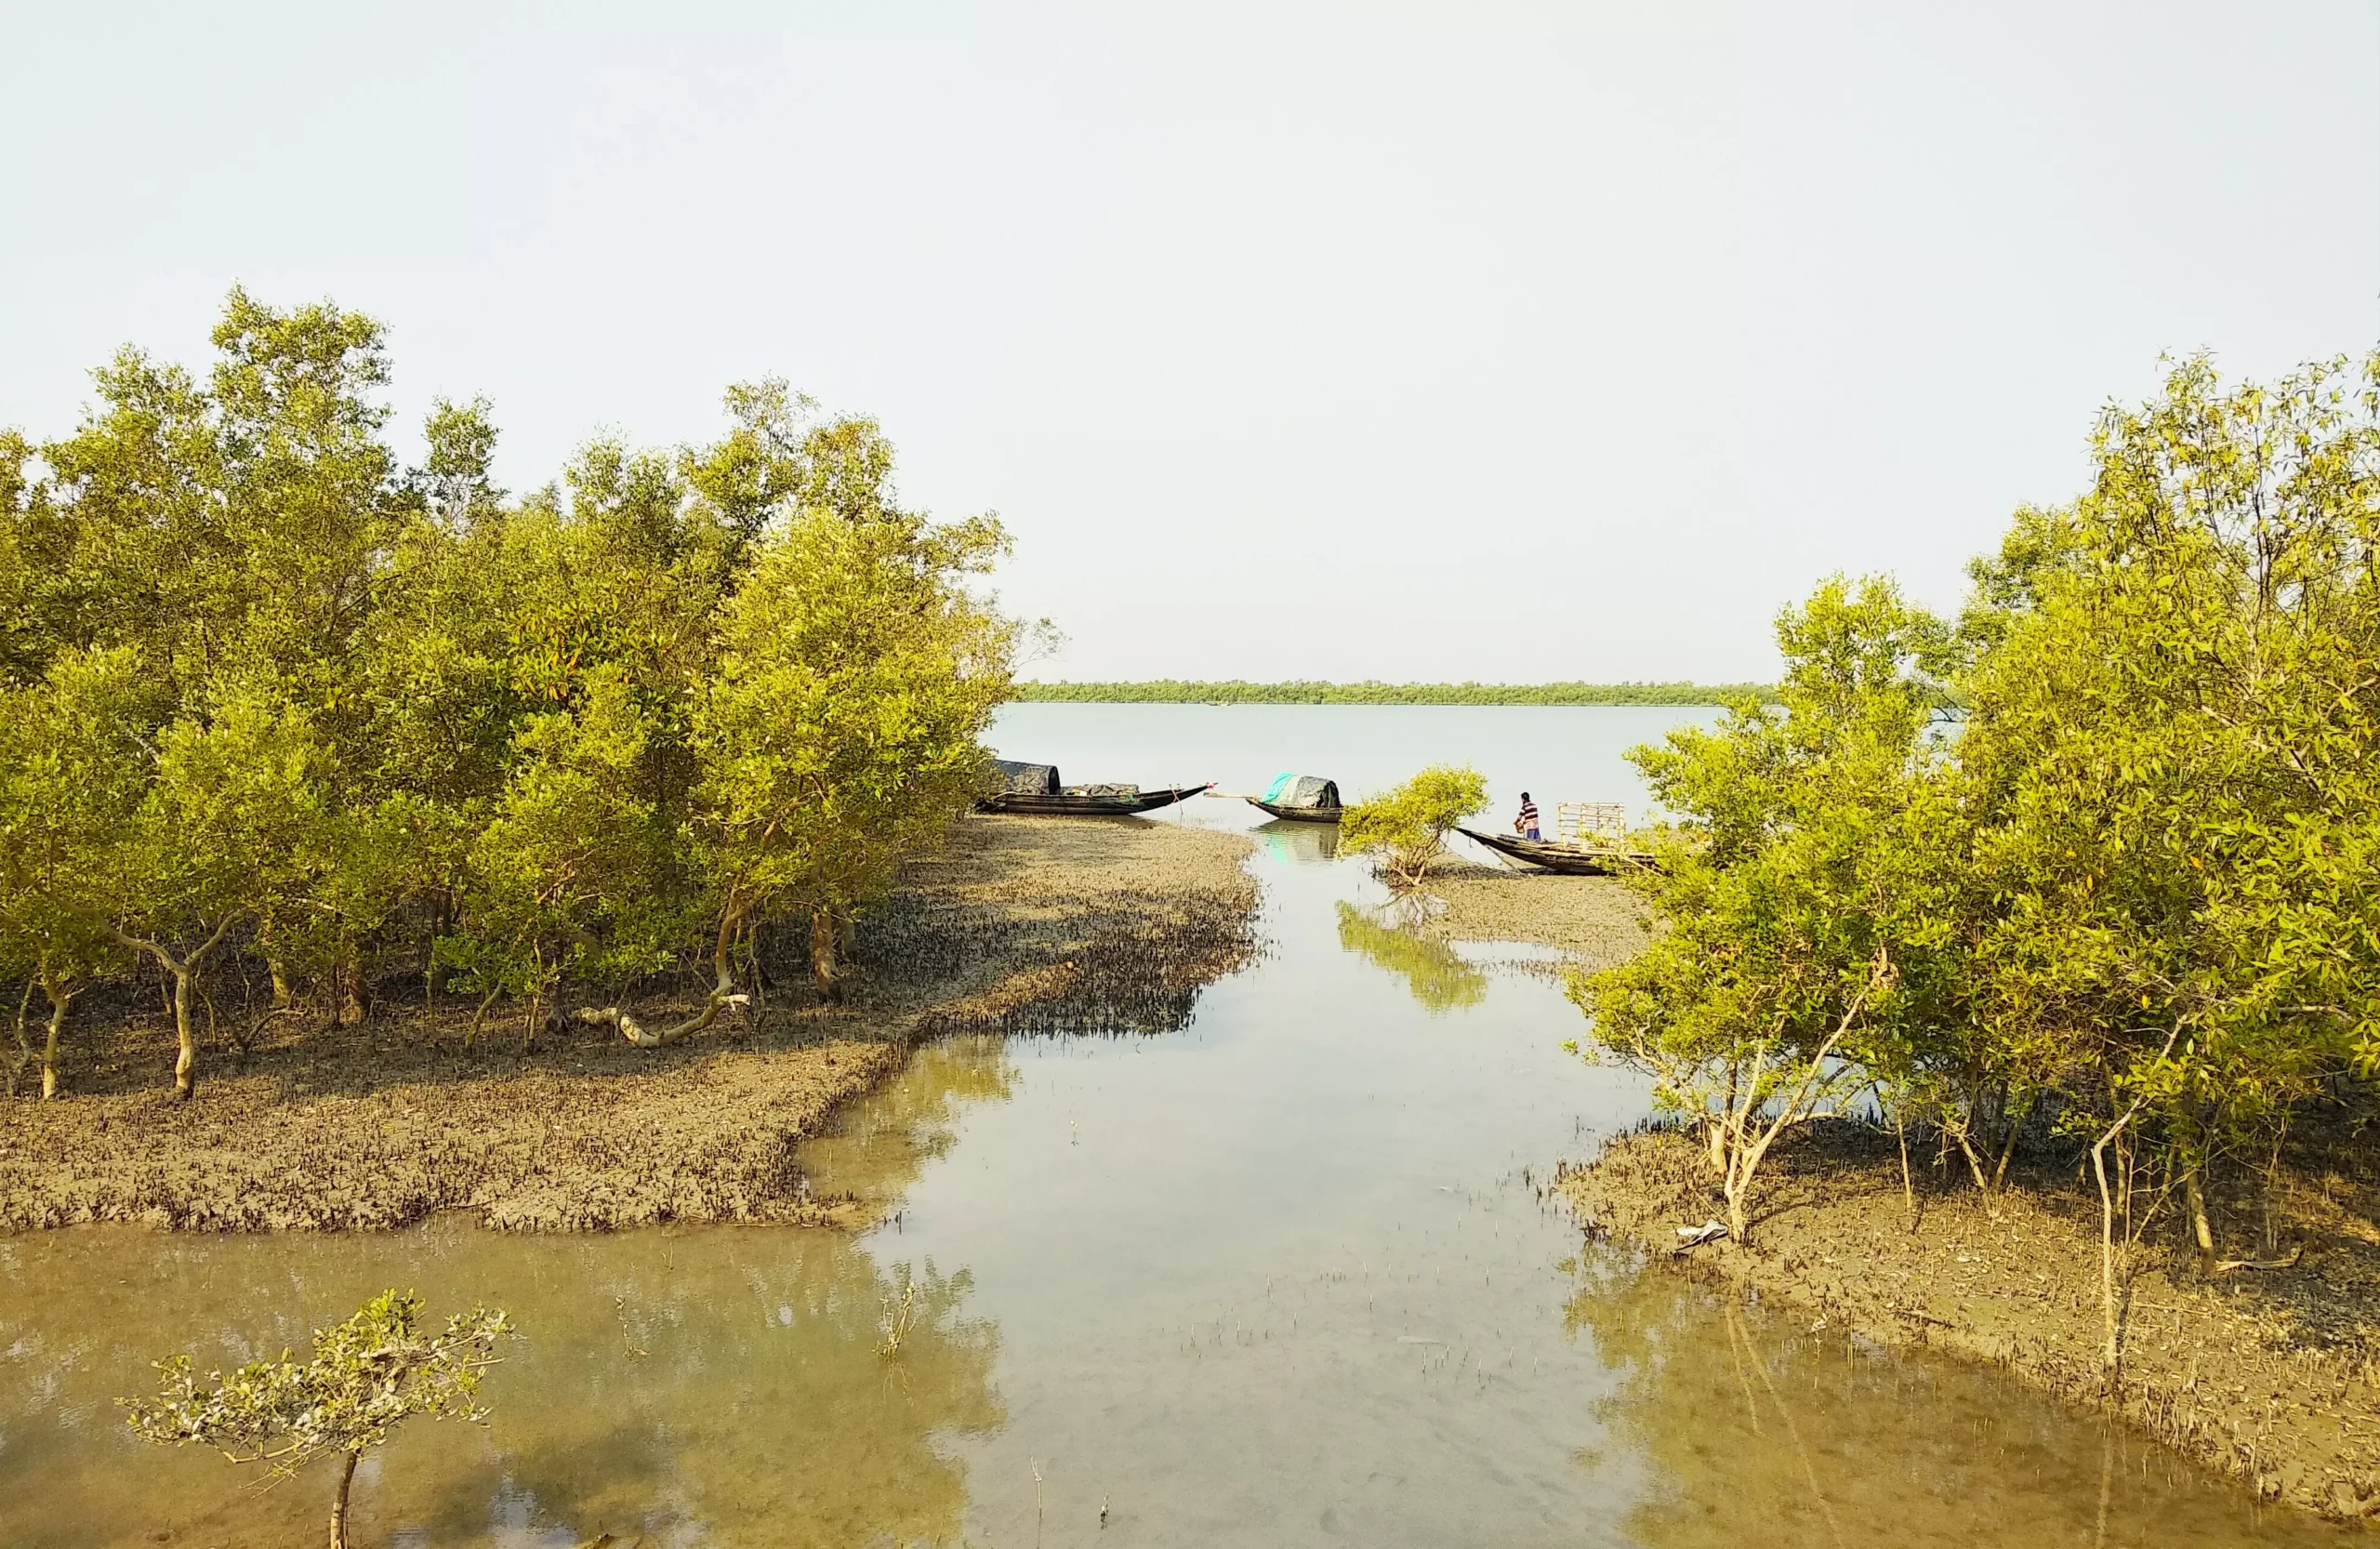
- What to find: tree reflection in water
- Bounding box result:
[0,1038,1024,1546]
[798,1034,1021,1218]
[1334,900,1489,1015]
[1561,1251,2338,1549]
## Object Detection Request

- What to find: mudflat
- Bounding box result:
[0,816,1257,1234]
[1420,858,1649,968]
[1564,1121,2380,1523]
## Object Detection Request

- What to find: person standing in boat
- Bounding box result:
[1514,791,1541,841]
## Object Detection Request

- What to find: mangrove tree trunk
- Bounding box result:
[112,915,243,1101]
[37,962,73,1100]
[329,1447,360,1549]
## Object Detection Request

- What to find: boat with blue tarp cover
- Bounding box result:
[1241,772,1343,824]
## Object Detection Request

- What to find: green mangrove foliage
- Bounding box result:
[1013,680,1772,705]
[1580,576,1957,1248]
[0,293,1019,1094]
[1578,347,2380,1371]
[123,1291,512,1549]
[1341,764,1488,887]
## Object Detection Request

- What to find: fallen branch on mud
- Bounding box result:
[2213,1245,2305,1275]
[575,993,750,1048]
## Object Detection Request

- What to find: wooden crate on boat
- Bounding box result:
[1556,802,1626,843]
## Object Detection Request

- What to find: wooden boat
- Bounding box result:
[1248,799,1343,824]
[1237,773,1342,825]
[980,783,1213,816]
[1457,827,1655,875]
[982,759,1211,816]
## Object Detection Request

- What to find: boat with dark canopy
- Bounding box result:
[980,760,1212,816]
[1456,827,1656,876]
[1243,772,1343,824]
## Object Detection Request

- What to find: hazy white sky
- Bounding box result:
[4,2,2374,681]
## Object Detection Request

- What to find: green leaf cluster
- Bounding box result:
[0,292,1019,1093]
[1339,764,1489,887]
[123,1289,511,1548]
[1578,346,2380,1258]
[123,1290,511,1474]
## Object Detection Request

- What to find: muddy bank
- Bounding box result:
[0,816,1257,1234]
[1420,858,1648,968]
[1562,1122,2380,1523]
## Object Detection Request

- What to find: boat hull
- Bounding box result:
[1248,800,1342,824]
[979,784,1211,816]
[1456,827,1650,875]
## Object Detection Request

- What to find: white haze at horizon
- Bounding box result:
[1,0,2373,683]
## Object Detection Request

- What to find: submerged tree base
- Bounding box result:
[0,818,1258,1234]
[1561,1120,2380,1524]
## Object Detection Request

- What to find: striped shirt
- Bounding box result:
[1515,798,1540,838]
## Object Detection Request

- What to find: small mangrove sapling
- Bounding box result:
[879,1267,925,1358]
[1339,765,1488,888]
[122,1290,514,1549]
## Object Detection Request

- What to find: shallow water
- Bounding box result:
[0,707,2351,1545]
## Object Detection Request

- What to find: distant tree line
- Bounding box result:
[1012,680,1775,706]
[1579,348,2380,1375]
[0,291,1017,1099]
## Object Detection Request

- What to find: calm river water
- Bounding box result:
[0,706,2348,1546]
